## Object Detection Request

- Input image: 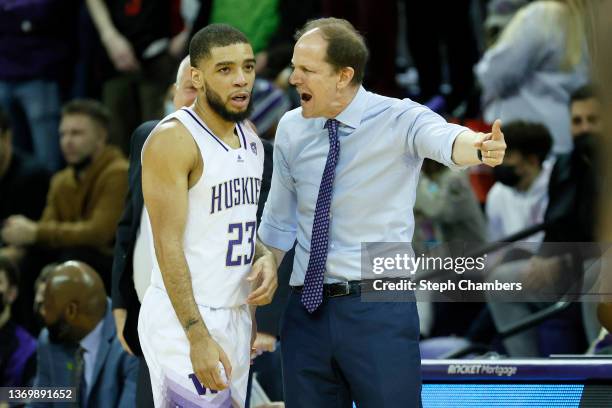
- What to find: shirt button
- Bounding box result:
[330,244,335,249]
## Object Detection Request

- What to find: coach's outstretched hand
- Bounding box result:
[474,119,506,167]
[247,251,278,305]
[190,335,232,391]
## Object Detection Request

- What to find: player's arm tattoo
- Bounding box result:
[184,317,200,332]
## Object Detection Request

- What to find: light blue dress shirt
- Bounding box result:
[79,316,104,398]
[258,86,468,286]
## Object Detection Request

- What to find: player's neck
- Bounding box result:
[193,100,236,142]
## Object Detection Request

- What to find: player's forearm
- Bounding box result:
[156,241,210,342]
[451,131,482,166]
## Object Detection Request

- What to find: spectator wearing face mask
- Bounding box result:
[485,121,553,245]
[486,87,603,357]
[543,85,601,245]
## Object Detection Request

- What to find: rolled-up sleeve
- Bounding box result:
[401,101,468,170]
[258,119,298,251]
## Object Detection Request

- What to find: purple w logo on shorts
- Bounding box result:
[189,373,219,395]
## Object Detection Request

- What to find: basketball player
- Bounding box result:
[138,24,278,408]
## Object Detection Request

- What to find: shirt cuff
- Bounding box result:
[445,124,472,171]
[258,223,296,252]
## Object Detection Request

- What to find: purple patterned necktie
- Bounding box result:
[301,119,340,313]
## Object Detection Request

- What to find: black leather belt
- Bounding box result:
[291,281,375,298]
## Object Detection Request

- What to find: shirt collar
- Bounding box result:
[79,315,104,354]
[332,86,368,130]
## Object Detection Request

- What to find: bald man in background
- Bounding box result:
[30,261,138,408]
[110,56,195,407]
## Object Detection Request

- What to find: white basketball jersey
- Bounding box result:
[143,107,264,308]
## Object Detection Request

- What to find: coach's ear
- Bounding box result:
[337,66,354,91]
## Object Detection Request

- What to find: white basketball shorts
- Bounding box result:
[138,286,251,408]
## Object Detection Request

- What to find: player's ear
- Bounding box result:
[191,65,204,91]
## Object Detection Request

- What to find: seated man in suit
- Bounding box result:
[30,260,138,408]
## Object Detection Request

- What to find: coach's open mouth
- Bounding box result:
[300,92,312,102]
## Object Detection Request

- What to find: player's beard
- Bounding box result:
[205,83,253,123]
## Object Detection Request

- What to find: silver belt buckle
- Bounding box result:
[329,282,351,297]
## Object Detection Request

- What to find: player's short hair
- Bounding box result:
[189,24,250,67]
[0,256,18,288]
[503,121,552,165]
[571,84,597,104]
[295,17,369,86]
[62,99,111,133]
[0,105,10,137]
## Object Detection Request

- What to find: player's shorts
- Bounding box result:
[138,285,251,408]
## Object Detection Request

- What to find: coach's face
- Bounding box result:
[290,30,345,119]
[191,43,256,122]
[173,62,197,109]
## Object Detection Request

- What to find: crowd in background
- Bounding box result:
[0,0,608,406]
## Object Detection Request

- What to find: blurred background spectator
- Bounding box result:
[486,86,601,357]
[0,106,50,265]
[414,160,489,339]
[404,0,480,115]
[0,257,36,388]
[476,0,590,154]
[416,160,487,245]
[485,121,553,246]
[86,0,181,154]
[483,0,528,47]
[0,0,79,172]
[2,99,127,334]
